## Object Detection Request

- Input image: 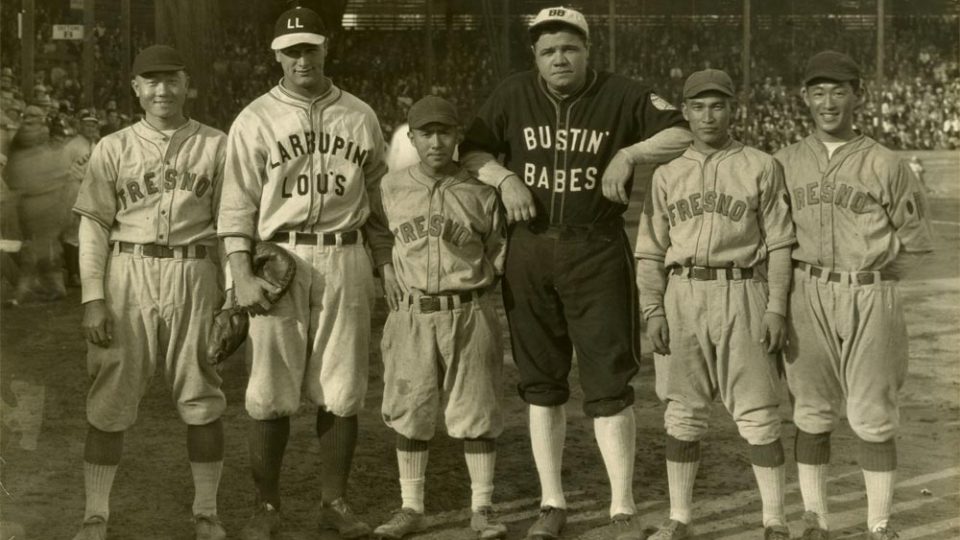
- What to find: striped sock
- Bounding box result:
[752,465,786,528]
[797,464,829,529]
[529,405,566,509]
[464,439,496,511]
[593,407,637,517]
[863,470,895,531]
[397,436,429,513]
[83,462,118,522]
[190,461,223,516]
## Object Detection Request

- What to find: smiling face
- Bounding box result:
[802,80,862,142]
[408,122,460,174]
[276,42,328,97]
[532,29,589,96]
[131,70,188,124]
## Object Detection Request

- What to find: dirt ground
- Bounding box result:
[1,151,957,540]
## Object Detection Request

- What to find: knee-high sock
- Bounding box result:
[529,405,566,508]
[464,438,496,511]
[82,426,123,522]
[188,419,224,516]
[397,435,429,513]
[317,409,359,503]
[751,441,787,528]
[594,407,637,517]
[860,438,897,532]
[795,429,831,529]
[665,435,700,524]
[248,416,290,508]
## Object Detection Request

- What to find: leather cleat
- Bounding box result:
[72,516,107,540]
[764,524,791,540]
[869,525,900,540]
[320,497,372,539]
[526,506,566,539]
[647,519,689,540]
[374,508,425,539]
[471,506,507,539]
[611,513,643,540]
[240,503,280,540]
[800,511,829,540]
[194,513,227,540]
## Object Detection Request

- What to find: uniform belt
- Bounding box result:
[794,261,896,285]
[670,266,754,280]
[269,230,361,246]
[114,242,208,259]
[407,290,484,313]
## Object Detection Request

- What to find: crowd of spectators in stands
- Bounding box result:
[2,11,957,153]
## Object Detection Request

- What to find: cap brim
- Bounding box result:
[684,83,735,99]
[529,20,589,38]
[409,114,459,129]
[272,33,326,51]
[135,64,186,76]
[803,71,858,85]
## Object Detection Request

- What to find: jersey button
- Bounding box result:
[161,210,167,215]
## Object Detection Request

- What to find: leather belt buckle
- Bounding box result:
[855,272,876,285]
[419,296,442,313]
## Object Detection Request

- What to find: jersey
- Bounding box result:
[217,82,388,242]
[370,163,507,441]
[636,140,794,445]
[461,69,685,226]
[775,134,934,271]
[74,120,226,247]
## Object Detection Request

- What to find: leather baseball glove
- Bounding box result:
[206,242,297,365]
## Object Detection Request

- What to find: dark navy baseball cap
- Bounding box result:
[407,96,459,129]
[683,69,735,99]
[803,50,861,85]
[132,45,186,76]
[272,7,327,50]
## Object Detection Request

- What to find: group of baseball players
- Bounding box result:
[67,5,933,540]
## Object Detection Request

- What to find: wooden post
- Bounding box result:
[608,0,616,72]
[876,0,885,84]
[425,0,434,93]
[21,0,35,102]
[121,0,131,114]
[741,0,751,101]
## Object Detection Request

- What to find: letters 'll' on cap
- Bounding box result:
[272,7,327,50]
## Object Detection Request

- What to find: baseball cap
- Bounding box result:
[272,7,327,51]
[803,50,861,86]
[132,45,186,77]
[78,108,98,123]
[407,95,459,129]
[529,6,589,40]
[683,69,735,99]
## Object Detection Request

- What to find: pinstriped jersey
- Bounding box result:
[368,164,506,295]
[775,135,934,271]
[635,140,795,269]
[461,69,685,226]
[217,82,387,242]
[72,119,226,246]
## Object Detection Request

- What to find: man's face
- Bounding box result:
[682,94,733,148]
[532,30,589,96]
[408,123,460,170]
[276,43,327,94]
[132,71,188,120]
[802,80,861,141]
[80,120,100,141]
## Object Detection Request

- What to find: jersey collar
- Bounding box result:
[803,133,868,169]
[132,118,199,147]
[681,137,743,164]
[536,69,598,104]
[273,77,340,108]
[408,162,471,190]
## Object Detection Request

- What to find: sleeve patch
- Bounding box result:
[649,93,677,111]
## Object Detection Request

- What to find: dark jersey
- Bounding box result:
[461,69,685,226]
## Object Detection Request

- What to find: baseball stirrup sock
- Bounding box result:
[529,404,567,508]
[594,407,637,517]
[665,436,700,524]
[464,438,496,511]
[752,464,787,528]
[859,439,896,531]
[397,435,429,513]
[191,461,223,516]
[248,417,290,508]
[83,462,118,522]
[318,411,358,502]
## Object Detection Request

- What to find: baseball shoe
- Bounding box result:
[869,525,900,540]
[471,506,507,540]
[319,497,372,539]
[610,513,643,540]
[71,516,107,540]
[764,524,791,540]
[647,519,689,540]
[373,508,425,540]
[239,503,280,540]
[526,506,566,540]
[194,514,227,540]
[800,511,829,540]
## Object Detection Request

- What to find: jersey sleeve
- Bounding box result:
[636,89,686,141]
[362,111,388,189]
[209,131,228,221]
[460,84,509,159]
[483,190,508,276]
[634,169,670,262]
[72,138,118,229]
[218,113,265,245]
[885,157,935,254]
[758,156,796,252]
[365,174,394,268]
